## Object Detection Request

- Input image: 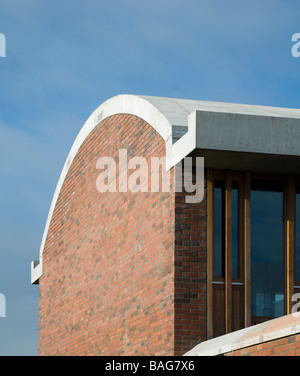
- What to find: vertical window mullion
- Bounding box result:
[296,184,300,286]
[244,172,251,327]
[214,182,225,279]
[206,169,214,340]
[232,182,239,280]
[225,171,232,333]
[285,175,295,314]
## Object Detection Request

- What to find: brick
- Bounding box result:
[38,113,209,356]
[39,115,178,355]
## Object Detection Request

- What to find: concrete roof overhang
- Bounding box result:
[31,95,300,284]
[192,109,300,174]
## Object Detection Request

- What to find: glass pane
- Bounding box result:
[214,183,224,278]
[232,184,239,279]
[251,181,284,318]
[296,188,300,283]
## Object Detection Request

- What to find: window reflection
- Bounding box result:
[214,182,224,278]
[296,187,300,283]
[232,184,239,279]
[251,180,284,319]
[214,181,239,280]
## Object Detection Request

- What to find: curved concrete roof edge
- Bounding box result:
[31,94,193,283]
[31,94,300,284]
[142,95,300,119]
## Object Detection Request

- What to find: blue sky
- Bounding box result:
[0,0,300,355]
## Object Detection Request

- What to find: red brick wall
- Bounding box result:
[38,114,176,355]
[174,168,207,355]
[225,334,300,356]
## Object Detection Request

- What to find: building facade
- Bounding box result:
[31,95,300,355]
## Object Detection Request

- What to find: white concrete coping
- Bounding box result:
[31,261,42,285]
[184,312,300,356]
[31,95,300,284]
[31,94,196,284]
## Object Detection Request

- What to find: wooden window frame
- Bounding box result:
[207,169,298,339]
[295,177,300,289]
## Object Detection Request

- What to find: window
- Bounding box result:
[214,182,224,279]
[296,186,300,285]
[232,183,239,280]
[211,173,243,337]
[207,170,299,339]
[251,180,284,321]
[214,181,239,280]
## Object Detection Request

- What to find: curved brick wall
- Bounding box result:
[38,114,175,355]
